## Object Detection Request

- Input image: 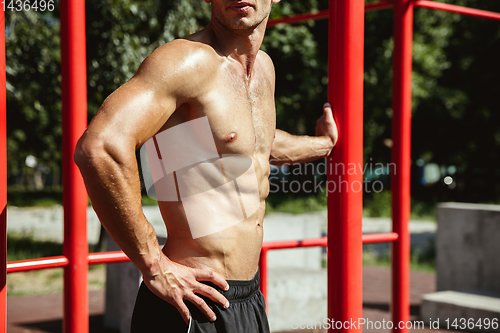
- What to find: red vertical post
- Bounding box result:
[327,0,364,331]
[60,1,89,332]
[0,8,7,333]
[391,0,413,331]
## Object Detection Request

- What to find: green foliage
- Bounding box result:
[265,192,327,214]
[85,0,212,116]
[363,190,437,220]
[6,0,500,205]
[6,10,62,177]
[7,188,62,207]
[264,0,327,134]
[6,233,63,261]
[411,0,500,203]
[363,191,392,218]
[7,0,213,183]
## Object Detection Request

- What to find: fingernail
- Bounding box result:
[225,284,230,291]
[211,315,217,322]
[224,301,230,309]
[324,103,331,108]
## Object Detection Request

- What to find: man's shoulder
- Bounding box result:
[138,38,221,82]
[256,50,275,82]
[156,38,220,60]
[257,50,274,69]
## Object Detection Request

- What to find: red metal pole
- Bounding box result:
[87,251,130,265]
[363,232,399,243]
[7,256,69,273]
[392,0,413,331]
[0,7,7,333]
[414,0,500,21]
[267,1,393,28]
[327,0,364,331]
[267,10,329,27]
[60,1,89,332]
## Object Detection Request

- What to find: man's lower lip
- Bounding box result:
[229,5,251,13]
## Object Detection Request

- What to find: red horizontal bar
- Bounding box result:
[362,232,399,243]
[261,233,399,251]
[87,251,130,265]
[7,256,69,273]
[262,237,328,250]
[366,1,395,12]
[414,0,500,21]
[267,1,393,27]
[6,251,132,274]
[6,232,398,274]
[267,10,328,27]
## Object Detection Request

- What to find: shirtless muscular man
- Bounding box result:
[74,0,338,332]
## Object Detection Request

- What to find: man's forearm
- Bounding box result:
[74,136,163,275]
[270,129,333,165]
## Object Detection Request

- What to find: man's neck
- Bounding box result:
[207,19,268,80]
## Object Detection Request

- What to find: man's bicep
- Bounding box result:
[85,69,178,152]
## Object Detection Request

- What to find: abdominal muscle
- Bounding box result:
[158,156,270,280]
[159,200,265,280]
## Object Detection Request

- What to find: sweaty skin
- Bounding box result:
[74,0,337,325]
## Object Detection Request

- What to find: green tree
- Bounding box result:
[6,0,500,204]
[6,10,61,185]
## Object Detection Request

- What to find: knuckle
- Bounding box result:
[195,298,205,306]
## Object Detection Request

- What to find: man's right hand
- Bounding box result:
[143,255,230,325]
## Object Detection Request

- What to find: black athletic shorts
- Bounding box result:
[130,270,270,333]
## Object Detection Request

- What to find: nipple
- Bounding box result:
[225,131,237,142]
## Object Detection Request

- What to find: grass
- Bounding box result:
[321,239,436,273]
[362,240,436,272]
[141,195,158,206]
[7,188,63,207]
[266,193,327,214]
[6,233,106,297]
[7,267,105,297]
[322,251,436,273]
[7,233,63,262]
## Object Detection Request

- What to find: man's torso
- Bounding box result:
[153,34,276,280]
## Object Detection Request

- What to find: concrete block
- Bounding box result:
[5,205,166,245]
[421,290,500,332]
[436,203,500,293]
[266,267,327,332]
[6,205,102,244]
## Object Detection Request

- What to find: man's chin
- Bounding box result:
[229,18,266,31]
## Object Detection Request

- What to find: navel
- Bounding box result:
[225,131,237,142]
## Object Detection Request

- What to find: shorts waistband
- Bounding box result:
[204,270,260,302]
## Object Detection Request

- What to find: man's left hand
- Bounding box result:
[315,102,338,154]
